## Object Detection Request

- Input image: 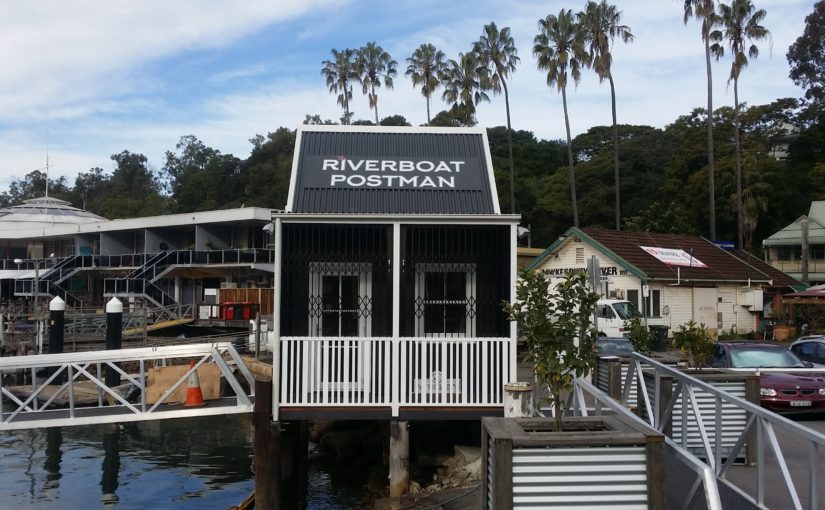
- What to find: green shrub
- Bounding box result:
[625,315,652,354]
[672,320,716,368]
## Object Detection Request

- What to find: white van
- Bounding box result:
[594,299,642,337]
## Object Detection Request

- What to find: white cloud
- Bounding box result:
[0,0,815,189]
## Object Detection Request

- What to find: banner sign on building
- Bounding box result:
[302,156,485,190]
[640,246,708,268]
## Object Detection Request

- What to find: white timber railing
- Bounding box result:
[279,336,511,412]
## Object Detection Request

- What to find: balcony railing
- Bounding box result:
[278,336,511,413]
[769,258,825,275]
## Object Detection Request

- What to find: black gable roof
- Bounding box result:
[287,126,500,215]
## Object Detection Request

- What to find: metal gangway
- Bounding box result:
[565,352,825,510]
[0,342,255,431]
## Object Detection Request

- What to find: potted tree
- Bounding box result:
[502,269,599,430]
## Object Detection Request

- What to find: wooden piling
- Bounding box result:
[389,420,409,497]
[255,378,279,510]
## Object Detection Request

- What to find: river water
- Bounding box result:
[0,415,367,509]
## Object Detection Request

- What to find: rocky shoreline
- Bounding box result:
[309,421,482,509]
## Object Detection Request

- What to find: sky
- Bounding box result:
[0,0,815,190]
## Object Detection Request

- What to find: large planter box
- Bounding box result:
[482,415,665,509]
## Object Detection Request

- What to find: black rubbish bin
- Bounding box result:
[649,325,669,352]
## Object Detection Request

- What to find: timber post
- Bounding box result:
[389,420,409,497]
[504,382,533,417]
[105,298,122,387]
[48,296,65,380]
[255,378,279,510]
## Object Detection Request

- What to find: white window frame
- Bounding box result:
[308,262,372,338]
[414,263,476,338]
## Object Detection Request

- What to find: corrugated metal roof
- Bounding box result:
[580,228,775,282]
[288,127,498,214]
[764,215,825,246]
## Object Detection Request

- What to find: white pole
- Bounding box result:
[272,219,282,421]
[392,222,401,417]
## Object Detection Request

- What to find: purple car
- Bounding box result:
[710,342,825,415]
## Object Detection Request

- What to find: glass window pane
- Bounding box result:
[340,276,358,310]
[443,304,466,334]
[340,312,359,336]
[425,273,444,300]
[444,272,466,300]
[321,311,338,336]
[424,304,443,334]
[627,289,639,309]
[322,276,338,310]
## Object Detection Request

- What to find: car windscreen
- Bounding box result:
[729,347,807,369]
[612,301,642,320]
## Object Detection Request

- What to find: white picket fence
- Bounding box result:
[279,336,511,411]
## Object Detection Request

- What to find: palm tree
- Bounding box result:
[579,1,633,231]
[683,0,723,241]
[715,0,770,250]
[474,22,520,214]
[357,42,398,125]
[405,44,447,124]
[321,49,359,124]
[534,10,588,228]
[439,52,490,120]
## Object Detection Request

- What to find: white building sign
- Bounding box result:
[640,246,707,268]
[303,156,484,190]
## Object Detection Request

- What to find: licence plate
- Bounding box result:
[790,401,812,407]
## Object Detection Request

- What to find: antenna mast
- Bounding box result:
[34,131,52,198]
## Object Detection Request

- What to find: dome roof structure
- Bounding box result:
[0,197,106,230]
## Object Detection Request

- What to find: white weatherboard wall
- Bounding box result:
[534,240,761,336]
[535,239,641,296]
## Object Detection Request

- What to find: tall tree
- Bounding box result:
[321,49,359,125]
[102,151,166,218]
[683,0,722,241]
[534,10,588,227]
[356,42,397,125]
[579,1,633,230]
[715,0,770,249]
[474,22,520,214]
[787,1,825,103]
[439,52,490,121]
[406,43,447,124]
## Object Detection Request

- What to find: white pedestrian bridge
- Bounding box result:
[0,342,255,431]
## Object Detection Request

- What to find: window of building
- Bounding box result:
[309,262,372,337]
[643,290,661,317]
[627,289,639,310]
[415,263,476,337]
[777,245,801,261]
[811,244,825,260]
[575,248,584,264]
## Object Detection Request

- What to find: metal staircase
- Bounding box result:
[105,251,178,311]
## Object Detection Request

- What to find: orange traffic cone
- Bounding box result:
[184,360,206,407]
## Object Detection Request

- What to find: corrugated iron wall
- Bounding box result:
[511,446,648,509]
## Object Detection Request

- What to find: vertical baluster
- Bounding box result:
[461,340,468,405]
[322,339,329,405]
[480,339,487,405]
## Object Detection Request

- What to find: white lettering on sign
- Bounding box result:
[546,266,621,276]
[321,158,466,188]
[323,158,466,173]
[640,246,708,268]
